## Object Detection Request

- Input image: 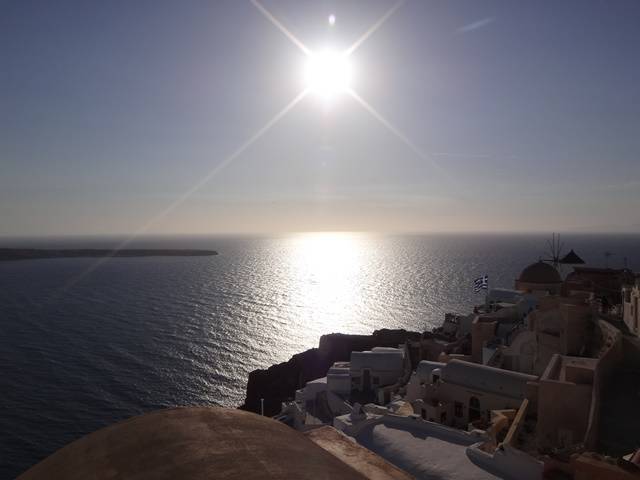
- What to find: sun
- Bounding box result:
[304,49,352,98]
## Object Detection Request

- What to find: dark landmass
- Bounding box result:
[240,329,422,416]
[0,248,218,261]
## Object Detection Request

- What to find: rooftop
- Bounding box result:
[18,407,369,480]
[442,359,537,399]
[351,347,405,371]
[416,360,445,380]
[559,249,585,265]
[542,354,598,383]
[517,261,562,285]
[351,416,500,480]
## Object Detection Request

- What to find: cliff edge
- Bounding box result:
[240,329,421,416]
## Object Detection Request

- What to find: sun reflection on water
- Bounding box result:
[286,232,369,346]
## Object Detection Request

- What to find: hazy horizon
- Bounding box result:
[2,229,640,243]
[2,0,639,237]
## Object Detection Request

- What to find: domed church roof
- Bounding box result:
[518,261,562,284]
[17,407,369,480]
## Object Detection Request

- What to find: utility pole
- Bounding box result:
[260,398,264,416]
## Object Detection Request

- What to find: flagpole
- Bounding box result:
[485,275,489,312]
[474,275,489,312]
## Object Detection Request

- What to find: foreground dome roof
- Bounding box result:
[518,261,562,284]
[18,407,368,480]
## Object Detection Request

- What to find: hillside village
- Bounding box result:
[275,249,640,480]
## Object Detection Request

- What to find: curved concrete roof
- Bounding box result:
[518,261,562,284]
[442,359,537,399]
[18,407,368,480]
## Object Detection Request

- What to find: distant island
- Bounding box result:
[0,248,218,261]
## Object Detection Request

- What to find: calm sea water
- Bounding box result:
[1,233,638,478]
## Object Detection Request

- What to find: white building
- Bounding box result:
[405,359,537,428]
[281,346,408,428]
[487,288,538,318]
[350,347,406,393]
[326,361,351,396]
[405,360,446,400]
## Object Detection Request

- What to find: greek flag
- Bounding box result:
[474,275,488,293]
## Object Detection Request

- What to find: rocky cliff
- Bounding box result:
[240,329,422,416]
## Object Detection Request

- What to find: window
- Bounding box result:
[440,412,447,423]
[454,402,463,418]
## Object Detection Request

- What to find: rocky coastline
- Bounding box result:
[240,328,422,416]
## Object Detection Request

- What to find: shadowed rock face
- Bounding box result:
[17,407,368,480]
[240,329,421,416]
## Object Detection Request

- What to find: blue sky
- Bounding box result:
[1,0,639,235]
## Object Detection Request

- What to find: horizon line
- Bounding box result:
[1,229,640,239]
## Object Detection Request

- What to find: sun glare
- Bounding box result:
[304,50,352,98]
[287,233,367,346]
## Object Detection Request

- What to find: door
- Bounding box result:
[362,369,371,391]
[469,396,481,422]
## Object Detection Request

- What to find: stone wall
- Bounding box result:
[537,354,594,450]
[584,319,623,450]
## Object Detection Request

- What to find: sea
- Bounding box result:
[1,232,638,478]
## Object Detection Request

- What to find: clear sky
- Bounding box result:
[1,0,639,236]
